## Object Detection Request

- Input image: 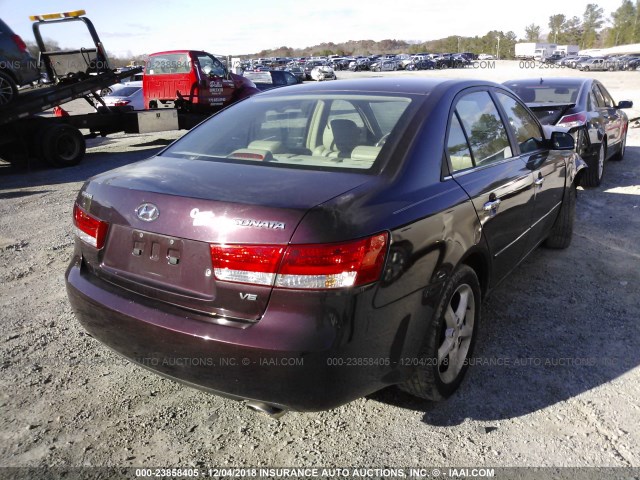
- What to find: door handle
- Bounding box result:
[483,199,501,212]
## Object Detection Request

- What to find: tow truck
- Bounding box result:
[0,10,253,168]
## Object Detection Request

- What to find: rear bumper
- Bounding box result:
[66,256,429,411]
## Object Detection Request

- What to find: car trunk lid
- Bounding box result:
[80,156,372,323]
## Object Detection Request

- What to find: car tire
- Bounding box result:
[40,124,86,168]
[611,132,626,161]
[399,265,481,401]
[544,183,576,249]
[0,70,18,107]
[582,141,606,187]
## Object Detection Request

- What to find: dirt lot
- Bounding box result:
[1,62,639,473]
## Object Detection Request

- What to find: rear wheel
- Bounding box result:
[399,265,480,401]
[40,124,86,168]
[582,141,606,187]
[0,71,18,107]
[544,183,576,249]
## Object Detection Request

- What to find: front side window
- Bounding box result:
[455,91,512,166]
[495,92,543,154]
[197,55,225,77]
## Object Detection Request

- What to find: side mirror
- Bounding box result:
[550,131,575,151]
[617,100,633,109]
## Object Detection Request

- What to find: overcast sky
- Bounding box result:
[0,0,626,57]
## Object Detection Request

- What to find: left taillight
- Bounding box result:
[210,233,388,290]
[11,34,28,52]
[113,100,130,107]
[73,203,109,249]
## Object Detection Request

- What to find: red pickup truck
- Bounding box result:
[143,50,258,112]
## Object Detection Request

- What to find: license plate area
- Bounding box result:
[101,226,214,300]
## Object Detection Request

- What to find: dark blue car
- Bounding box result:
[0,18,40,106]
[66,78,585,415]
[504,77,632,187]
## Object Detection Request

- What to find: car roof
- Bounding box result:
[148,50,207,56]
[503,77,591,88]
[257,77,502,96]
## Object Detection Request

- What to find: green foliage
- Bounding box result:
[606,0,637,46]
[635,0,640,41]
[581,3,605,48]
[557,16,583,45]
[525,24,541,42]
[548,14,567,43]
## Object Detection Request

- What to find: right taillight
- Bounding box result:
[210,233,388,290]
[73,203,109,249]
[557,112,587,128]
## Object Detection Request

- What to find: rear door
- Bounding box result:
[446,89,535,284]
[595,82,624,149]
[494,90,566,253]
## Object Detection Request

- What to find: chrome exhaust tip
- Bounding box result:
[246,400,286,419]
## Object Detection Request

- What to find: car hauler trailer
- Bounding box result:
[0,10,181,168]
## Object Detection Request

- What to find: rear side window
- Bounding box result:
[447,113,474,172]
[592,85,606,107]
[495,92,543,154]
[455,91,512,166]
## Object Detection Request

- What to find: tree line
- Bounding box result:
[25,0,640,66]
[524,0,640,48]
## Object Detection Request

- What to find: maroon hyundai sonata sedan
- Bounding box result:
[66,78,585,414]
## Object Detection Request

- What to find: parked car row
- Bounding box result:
[545,53,640,71]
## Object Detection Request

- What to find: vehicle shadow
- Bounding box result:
[0,145,166,191]
[369,243,640,425]
[370,145,640,424]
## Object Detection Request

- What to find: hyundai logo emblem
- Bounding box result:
[135,203,159,222]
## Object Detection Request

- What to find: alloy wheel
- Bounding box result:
[438,284,475,384]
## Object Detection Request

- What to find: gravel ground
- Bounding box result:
[0,62,639,473]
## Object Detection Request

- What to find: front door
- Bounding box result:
[194,53,236,108]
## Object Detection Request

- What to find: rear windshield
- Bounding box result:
[244,72,273,84]
[507,84,581,104]
[146,54,191,75]
[106,86,140,97]
[161,94,414,172]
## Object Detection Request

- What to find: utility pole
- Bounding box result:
[496,36,501,60]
